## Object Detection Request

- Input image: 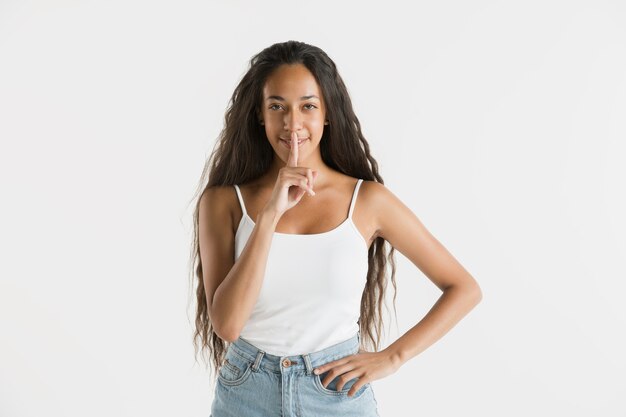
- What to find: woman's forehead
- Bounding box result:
[263,65,321,99]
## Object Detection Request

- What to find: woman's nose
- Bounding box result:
[284,111,303,131]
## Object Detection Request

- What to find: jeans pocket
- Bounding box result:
[218,350,254,387]
[313,369,370,399]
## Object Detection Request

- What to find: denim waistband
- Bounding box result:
[229,332,361,375]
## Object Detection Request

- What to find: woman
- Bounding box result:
[189,40,482,416]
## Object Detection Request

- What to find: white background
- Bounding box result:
[1,1,625,416]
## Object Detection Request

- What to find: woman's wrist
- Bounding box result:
[258,207,282,229]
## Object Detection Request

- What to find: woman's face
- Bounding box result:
[259,63,328,163]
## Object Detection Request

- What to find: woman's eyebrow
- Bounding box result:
[266,95,320,101]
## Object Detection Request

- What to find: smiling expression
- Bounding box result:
[259,63,328,163]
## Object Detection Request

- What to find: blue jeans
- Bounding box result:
[210,331,381,416]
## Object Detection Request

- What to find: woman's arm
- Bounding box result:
[198,186,281,342]
[369,181,483,367]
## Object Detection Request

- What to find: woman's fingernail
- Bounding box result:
[314,369,320,374]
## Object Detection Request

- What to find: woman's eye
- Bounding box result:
[268,104,317,111]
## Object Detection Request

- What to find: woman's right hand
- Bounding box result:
[263,131,318,216]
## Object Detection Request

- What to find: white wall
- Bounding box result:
[1,0,624,416]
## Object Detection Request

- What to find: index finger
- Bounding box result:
[286,131,298,167]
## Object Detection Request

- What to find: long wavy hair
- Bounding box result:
[187,40,398,382]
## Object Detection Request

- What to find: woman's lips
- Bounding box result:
[280,137,309,148]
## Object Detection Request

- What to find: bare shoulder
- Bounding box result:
[346,178,386,247]
[358,179,429,244]
[199,185,236,235]
[199,184,234,212]
[361,180,480,293]
[358,180,391,234]
[357,179,419,242]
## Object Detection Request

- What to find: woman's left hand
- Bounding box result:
[313,349,401,397]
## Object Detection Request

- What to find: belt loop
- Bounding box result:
[302,354,313,375]
[252,350,264,372]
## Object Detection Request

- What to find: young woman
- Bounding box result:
[189,40,482,416]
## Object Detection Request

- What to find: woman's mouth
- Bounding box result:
[280,137,309,148]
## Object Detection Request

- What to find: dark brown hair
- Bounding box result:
[187,40,398,382]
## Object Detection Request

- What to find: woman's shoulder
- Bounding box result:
[200,184,241,227]
[354,179,386,217]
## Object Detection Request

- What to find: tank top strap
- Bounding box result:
[348,179,364,219]
[233,184,248,217]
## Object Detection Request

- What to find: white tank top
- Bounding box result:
[232,178,369,356]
